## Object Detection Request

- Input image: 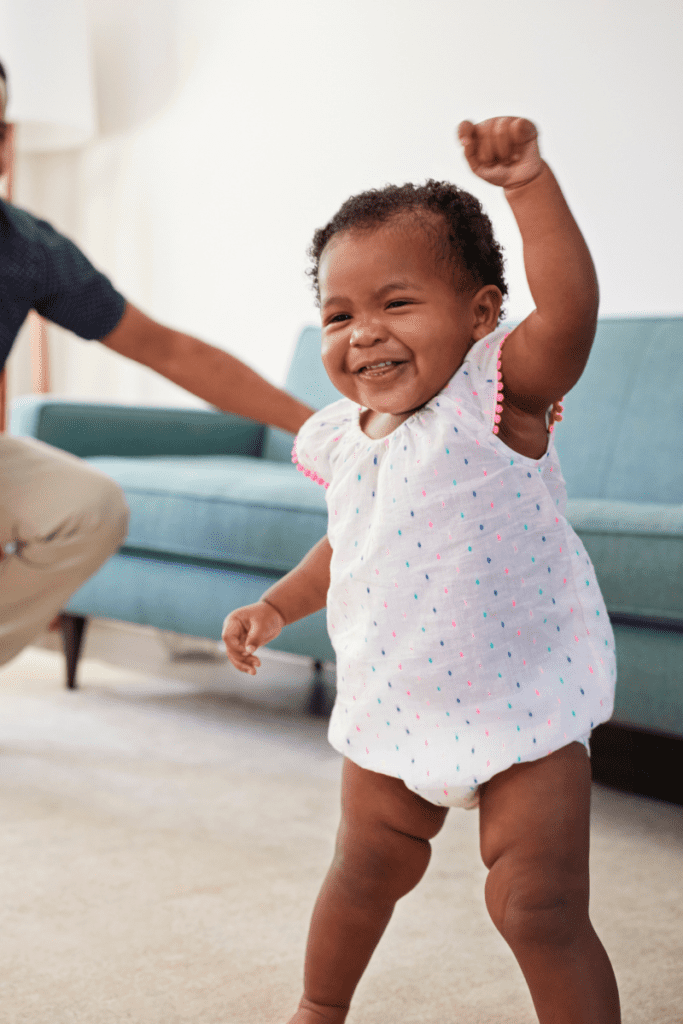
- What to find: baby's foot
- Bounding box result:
[285,996,349,1023]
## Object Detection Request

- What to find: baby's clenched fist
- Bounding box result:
[458,116,543,190]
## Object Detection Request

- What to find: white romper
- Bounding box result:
[293,326,617,807]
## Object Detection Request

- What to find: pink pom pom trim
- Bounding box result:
[291,437,330,488]
[490,334,565,438]
[492,333,510,434]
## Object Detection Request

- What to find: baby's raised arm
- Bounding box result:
[458,117,599,417]
[222,535,332,674]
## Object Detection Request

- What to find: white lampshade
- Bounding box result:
[1,0,97,152]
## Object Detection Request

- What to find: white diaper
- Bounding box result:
[412,733,592,810]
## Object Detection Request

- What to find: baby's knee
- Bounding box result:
[334,819,433,905]
[485,855,589,950]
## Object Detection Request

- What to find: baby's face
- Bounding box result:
[319,218,493,423]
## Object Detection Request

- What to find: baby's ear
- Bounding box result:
[471,285,503,339]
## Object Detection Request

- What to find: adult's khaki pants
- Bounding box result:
[0,434,129,667]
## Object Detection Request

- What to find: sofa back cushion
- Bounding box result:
[262,325,343,462]
[268,317,683,502]
[9,397,266,459]
[554,317,683,501]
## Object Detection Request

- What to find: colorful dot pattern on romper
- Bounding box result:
[292,326,616,807]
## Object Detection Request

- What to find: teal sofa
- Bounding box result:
[9,318,683,749]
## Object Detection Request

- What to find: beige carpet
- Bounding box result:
[0,638,681,1024]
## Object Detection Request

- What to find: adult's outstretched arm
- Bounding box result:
[100,302,315,434]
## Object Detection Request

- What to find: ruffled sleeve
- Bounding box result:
[463,326,510,433]
[291,398,356,489]
[457,325,562,438]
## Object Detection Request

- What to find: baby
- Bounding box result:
[223,117,621,1024]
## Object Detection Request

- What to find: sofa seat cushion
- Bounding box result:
[566,499,683,622]
[87,455,328,574]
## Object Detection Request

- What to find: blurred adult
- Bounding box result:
[0,60,313,666]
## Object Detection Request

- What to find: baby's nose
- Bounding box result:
[350,318,385,346]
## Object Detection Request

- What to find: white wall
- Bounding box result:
[5,0,682,408]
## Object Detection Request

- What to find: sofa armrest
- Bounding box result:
[9,395,266,459]
[566,498,683,623]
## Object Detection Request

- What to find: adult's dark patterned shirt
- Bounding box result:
[0,198,125,370]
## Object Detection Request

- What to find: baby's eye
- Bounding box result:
[387,300,411,309]
[328,313,351,324]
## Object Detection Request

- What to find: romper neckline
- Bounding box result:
[353,399,435,444]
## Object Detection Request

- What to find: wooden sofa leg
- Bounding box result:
[60,614,88,689]
[306,660,332,717]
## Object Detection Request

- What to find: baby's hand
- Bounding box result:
[458,117,543,190]
[222,601,285,675]
[548,397,564,432]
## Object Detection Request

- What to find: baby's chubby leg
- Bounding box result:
[479,742,620,1024]
[287,758,448,1024]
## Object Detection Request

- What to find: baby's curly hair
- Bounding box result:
[307,180,508,320]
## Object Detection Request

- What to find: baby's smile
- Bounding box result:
[355,358,405,377]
